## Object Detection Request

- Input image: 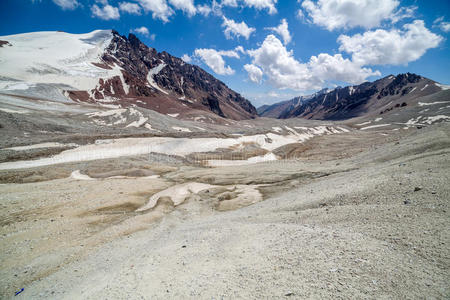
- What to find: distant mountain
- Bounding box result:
[258,73,445,120]
[257,88,330,118]
[0,30,256,120]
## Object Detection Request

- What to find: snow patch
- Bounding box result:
[70,170,94,181]
[172,126,191,132]
[137,182,214,211]
[418,101,448,106]
[435,83,450,90]
[0,126,347,170]
[147,62,168,94]
[355,121,372,126]
[271,126,283,133]
[126,116,148,128]
[86,108,127,118]
[423,115,450,124]
[137,182,262,212]
[144,123,156,131]
[360,124,390,130]
[348,86,355,95]
[0,30,117,91]
[207,152,278,167]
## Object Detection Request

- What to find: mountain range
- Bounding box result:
[0,30,256,121]
[0,30,448,124]
[258,73,446,120]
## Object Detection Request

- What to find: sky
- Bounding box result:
[0,0,449,107]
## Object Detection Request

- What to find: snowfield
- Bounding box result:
[0,30,122,91]
[0,126,347,170]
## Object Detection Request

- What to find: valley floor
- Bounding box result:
[0,123,449,299]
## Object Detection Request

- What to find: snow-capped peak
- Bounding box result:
[0,30,117,90]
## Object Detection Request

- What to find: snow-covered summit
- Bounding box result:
[0,30,118,90]
[0,29,257,120]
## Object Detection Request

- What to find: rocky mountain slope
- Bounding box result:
[257,88,330,118]
[259,73,446,120]
[0,30,256,121]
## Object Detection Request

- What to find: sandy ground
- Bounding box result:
[0,122,449,299]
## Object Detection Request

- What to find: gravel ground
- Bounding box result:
[0,122,448,299]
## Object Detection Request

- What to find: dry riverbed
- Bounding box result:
[0,123,449,299]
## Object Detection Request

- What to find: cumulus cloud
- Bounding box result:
[194,48,242,75]
[52,0,79,10]
[266,19,291,45]
[181,54,192,63]
[302,0,406,31]
[338,20,443,66]
[119,2,141,15]
[169,0,196,16]
[91,3,120,20]
[136,0,173,22]
[308,53,379,84]
[222,16,256,40]
[244,64,263,83]
[247,34,379,90]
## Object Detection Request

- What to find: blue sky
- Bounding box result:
[1,0,449,107]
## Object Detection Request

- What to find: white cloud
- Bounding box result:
[119,2,141,15]
[296,9,304,20]
[221,0,277,14]
[197,4,212,16]
[244,64,263,83]
[235,46,245,54]
[136,0,174,22]
[338,20,443,66]
[131,26,155,40]
[52,0,79,10]
[181,54,192,63]
[242,0,277,14]
[247,34,379,90]
[91,3,120,20]
[222,16,256,40]
[266,19,291,45]
[389,6,417,23]
[308,53,379,84]
[440,22,450,32]
[433,17,450,33]
[217,49,240,58]
[222,0,238,7]
[302,0,402,30]
[169,0,197,16]
[194,48,239,75]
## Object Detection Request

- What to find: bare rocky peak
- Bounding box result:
[68,30,256,121]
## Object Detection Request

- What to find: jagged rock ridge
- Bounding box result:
[259,73,443,120]
[68,31,256,120]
